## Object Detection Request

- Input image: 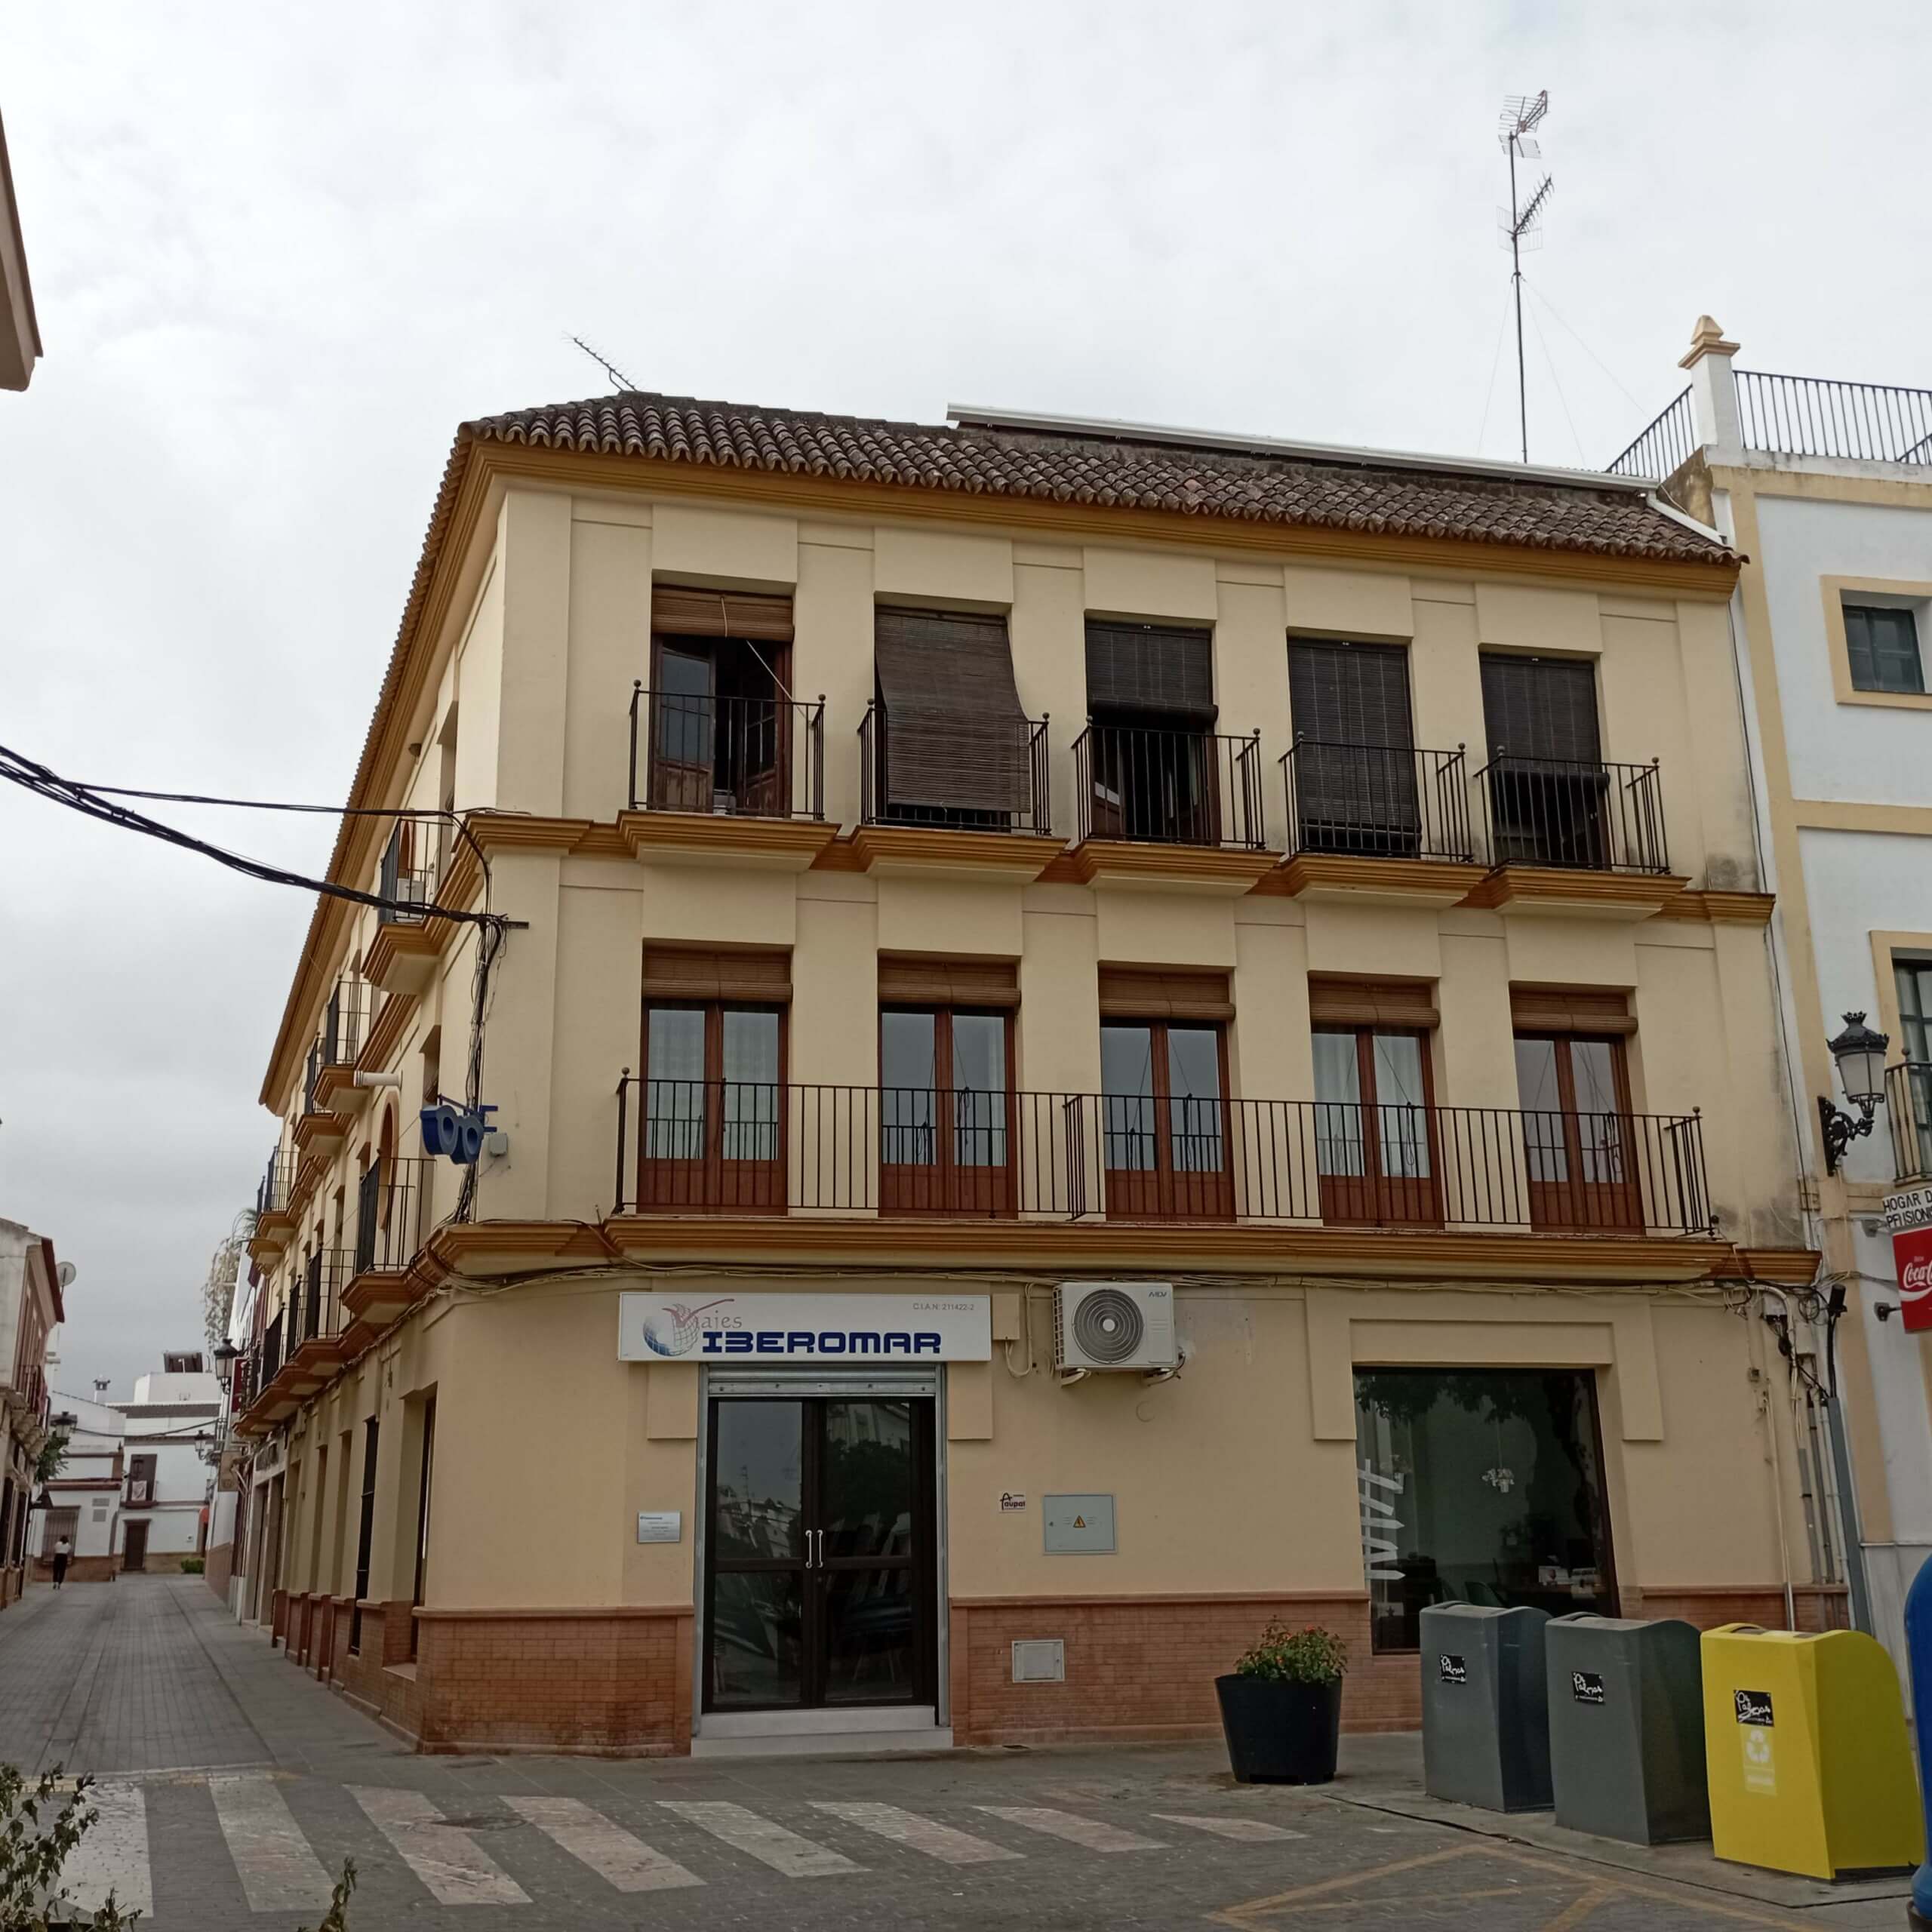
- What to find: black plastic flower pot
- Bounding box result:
[1215,1673,1343,1784]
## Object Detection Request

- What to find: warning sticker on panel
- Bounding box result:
[1740,1723,1776,1795]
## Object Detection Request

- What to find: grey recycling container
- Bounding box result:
[1420,1603,1552,1811]
[1545,1614,1709,1844]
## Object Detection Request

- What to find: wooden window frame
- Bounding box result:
[1312,1024,1444,1228]
[1515,1031,1641,1232]
[638,999,789,1213]
[878,1005,1018,1217]
[1100,1016,1234,1222]
[646,629,797,817]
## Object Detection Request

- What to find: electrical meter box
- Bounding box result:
[1546,1614,1709,1844]
[1420,1603,1552,1812]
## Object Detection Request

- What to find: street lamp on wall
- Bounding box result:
[1820,1011,1891,1174]
[212,1340,238,1389]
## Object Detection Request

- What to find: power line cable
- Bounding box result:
[1520,278,1645,411]
[1524,300,1587,468]
[1475,287,1515,458]
[0,744,503,931]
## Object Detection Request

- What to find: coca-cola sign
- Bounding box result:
[1885,1187,1932,1334]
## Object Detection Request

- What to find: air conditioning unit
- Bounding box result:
[1054,1281,1177,1374]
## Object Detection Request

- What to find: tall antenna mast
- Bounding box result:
[1498,91,1553,464]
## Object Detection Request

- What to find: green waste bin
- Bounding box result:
[1420,1603,1552,1811]
[1546,1614,1709,1844]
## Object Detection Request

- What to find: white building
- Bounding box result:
[1613,320,1932,1678]
[33,1354,221,1577]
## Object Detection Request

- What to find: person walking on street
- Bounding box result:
[51,1537,70,1589]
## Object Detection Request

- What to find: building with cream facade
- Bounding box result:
[226,389,1833,1757]
[1614,322,1932,1681]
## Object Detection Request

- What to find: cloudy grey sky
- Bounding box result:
[3,2,1929,1398]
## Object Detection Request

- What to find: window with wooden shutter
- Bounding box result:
[1479,654,1601,761]
[877,956,1020,1008]
[1288,641,1414,749]
[873,608,1032,815]
[1508,986,1635,1035]
[1084,622,1216,721]
[641,946,792,1004]
[1096,966,1235,1021]
[651,586,794,641]
[1307,977,1440,1029]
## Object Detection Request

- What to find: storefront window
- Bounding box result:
[1354,1367,1616,1652]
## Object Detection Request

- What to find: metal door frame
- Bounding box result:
[692,1362,947,1736]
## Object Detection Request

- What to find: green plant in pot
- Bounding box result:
[1216,1620,1348,1784]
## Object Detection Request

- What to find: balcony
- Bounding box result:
[248,1150,297,1261]
[1069,723,1275,891]
[1277,740,1484,906]
[1887,1063,1932,1184]
[365,822,442,995]
[311,977,371,1111]
[1465,755,1684,918]
[343,1156,433,1330]
[621,683,832,868]
[288,1249,354,1374]
[852,701,1060,878]
[612,1077,1711,1239]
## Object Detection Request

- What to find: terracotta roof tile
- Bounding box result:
[463,390,1734,568]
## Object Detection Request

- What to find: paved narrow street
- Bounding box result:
[0,1577,1912,1930]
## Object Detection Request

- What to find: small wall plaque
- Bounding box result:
[635,1511,682,1544]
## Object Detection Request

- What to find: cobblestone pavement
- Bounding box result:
[0,1578,1915,1930]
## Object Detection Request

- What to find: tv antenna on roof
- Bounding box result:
[1498,91,1553,465]
[568,334,638,392]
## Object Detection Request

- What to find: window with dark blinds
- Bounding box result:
[1479,654,1601,762]
[1084,622,1216,721]
[1287,641,1414,748]
[1845,605,1925,694]
[874,608,1031,813]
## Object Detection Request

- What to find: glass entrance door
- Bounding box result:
[703,1396,935,1714]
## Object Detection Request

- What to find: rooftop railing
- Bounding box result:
[1611,370,1932,475]
[859,702,1051,835]
[1473,755,1671,875]
[613,1077,1711,1236]
[1736,371,1932,468]
[1073,723,1266,851]
[628,684,826,820]
[1281,740,1474,863]
[1607,386,1697,480]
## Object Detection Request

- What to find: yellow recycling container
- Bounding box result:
[1700,1623,1922,1879]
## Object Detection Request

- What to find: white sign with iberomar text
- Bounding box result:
[618,1291,992,1363]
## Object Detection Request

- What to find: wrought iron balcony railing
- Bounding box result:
[1886,1062,1932,1184]
[254,1149,294,1220]
[1611,370,1932,475]
[353,1155,432,1278]
[1073,723,1266,851]
[614,1077,1710,1236]
[289,1251,353,1350]
[1607,387,1697,480]
[1473,755,1671,875]
[377,821,436,927]
[859,702,1051,835]
[628,684,826,820]
[1281,740,1474,863]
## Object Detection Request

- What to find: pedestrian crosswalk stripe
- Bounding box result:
[501,1795,703,1892]
[348,1786,530,1906]
[1150,1813,1306,1842]
[209,1773,338,1911]
[974,1805,1166,1853]
[659,1800,862,1878]
[62,1781,152,1918]
[809,1800,1023,1866]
